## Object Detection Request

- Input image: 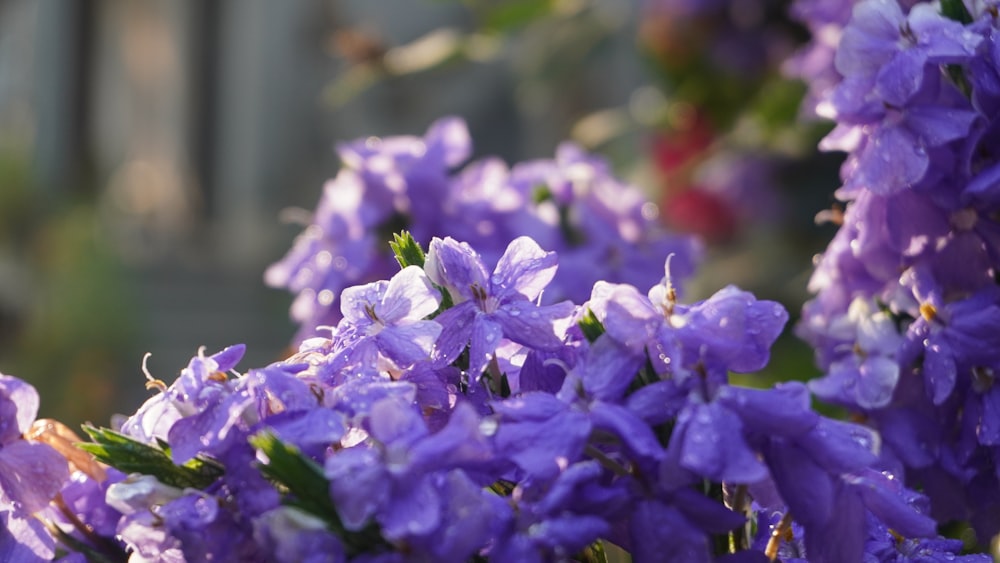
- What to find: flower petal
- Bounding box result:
[491,237,559,301]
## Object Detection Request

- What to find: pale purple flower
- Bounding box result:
[332,265,442,369]
[835,0,981,107]
[117,344,247,445]
[808,297,903,409]
[426,236,574,379]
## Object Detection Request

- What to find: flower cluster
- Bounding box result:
[795,0,1000,542]
[2,7,999,555]
[2,232,986,561]
[265,117,699,342]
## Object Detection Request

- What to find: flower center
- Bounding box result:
[364,303,385,335]
[470,283,499,313]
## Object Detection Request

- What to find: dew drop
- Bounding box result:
[509,309,521,317]
[529,311,540,319]
[318,290,335,306]
[479,418,499,436]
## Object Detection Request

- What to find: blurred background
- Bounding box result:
[0,0,843,428]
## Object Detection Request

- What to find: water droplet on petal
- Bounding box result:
[479,418,499,436]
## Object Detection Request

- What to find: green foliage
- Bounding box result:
[390,232,455,314]
[46,522,127,563]
[77,425,223,489]
[479,0,557,32]
[578,308,606,343]
[941,0,973,24]
[249,431,388,556]
[389,231,427,269]
[250,431,340,524]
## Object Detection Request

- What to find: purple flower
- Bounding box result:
[253,507,345,563]
[266,117,470,341]
[491,392,591,479]
[626,490,745,563]
[118,344,247,445]
[588,279,681,376]
[106,475,187,561]
[865,512,992,562]
[0,509,55,561]
[332,265,442,370]
[668,285,789,375]
[158,491,261,561]
[268,117,698,341]
[324,399,493,542]
[835,0,981,107]
[900,269,1000,407]
[426,236,574,379]
[0,375,69,514]
[807,297,903,409]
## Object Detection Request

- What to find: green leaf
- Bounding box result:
[532,184,554,204]
[488,479,516,496]
[500,372,512,398]
[940,0,973,24]
[578,539,634,563]
[389,231,426,269]
[578,308,606,343]
[578,540,610,563]
[250,431,339,523]
[483,0,557,32]
[77,425,223,489]
[249,431,389,556]
[389,231,455,315]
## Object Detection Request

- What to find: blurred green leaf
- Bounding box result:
[482,0,557,32]
[250,431,389,556]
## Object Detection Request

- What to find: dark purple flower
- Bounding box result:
[324,399,493,542]
[253,507,346,563]
[491,392,590,480]
[489,461,626,562]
